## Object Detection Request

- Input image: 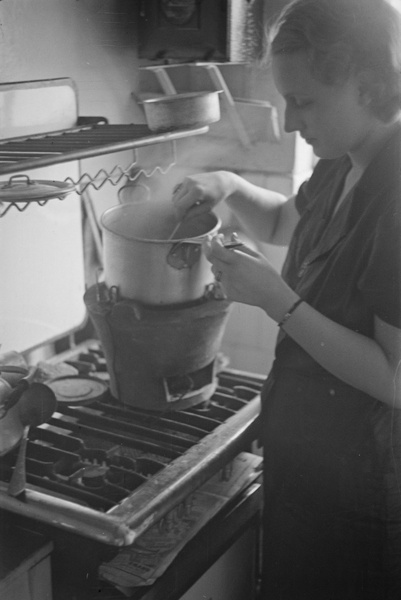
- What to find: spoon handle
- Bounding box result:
[8,425,29,497]
[167,219,183,241]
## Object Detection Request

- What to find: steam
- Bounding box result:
[120,134,233,216]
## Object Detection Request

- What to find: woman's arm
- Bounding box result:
[172,170,300,247]
[205,237,401,408]
[283,303,401,408]
[224,174,299,246]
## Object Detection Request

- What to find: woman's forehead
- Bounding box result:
[272,51,317,96]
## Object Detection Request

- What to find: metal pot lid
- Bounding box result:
[46,375,108,405]
[0,174,77,202]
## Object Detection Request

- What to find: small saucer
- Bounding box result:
[46,375,108,405]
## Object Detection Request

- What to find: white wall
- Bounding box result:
[0,0,141,122]
[0,0,145,354]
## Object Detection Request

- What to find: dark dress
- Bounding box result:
[260,126,401,599]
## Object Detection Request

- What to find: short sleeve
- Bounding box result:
[358,200,401,328]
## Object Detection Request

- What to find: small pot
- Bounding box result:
[142,91,221,132]
[0,366,40,455]
[0,377,24,456]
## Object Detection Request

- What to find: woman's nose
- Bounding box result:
[284,105,301,133]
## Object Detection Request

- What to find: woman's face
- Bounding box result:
[272,51,374,159]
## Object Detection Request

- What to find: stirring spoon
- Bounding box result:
[167,218,184,241]
[168,183,203,240]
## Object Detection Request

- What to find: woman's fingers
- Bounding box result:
[172,178,204,218]
[203,234,227,261]
[172,172,227,220]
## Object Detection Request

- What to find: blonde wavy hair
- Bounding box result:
[266,0,401,122]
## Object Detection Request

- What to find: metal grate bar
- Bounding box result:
[0,123,209,176]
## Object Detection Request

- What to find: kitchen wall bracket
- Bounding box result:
[0,120,209,217]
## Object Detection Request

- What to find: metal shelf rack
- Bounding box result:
[0,121,209,217]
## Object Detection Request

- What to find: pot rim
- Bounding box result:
[101,205,221,244]
[142,90,223,105]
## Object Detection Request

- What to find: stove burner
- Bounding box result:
[46,375,108,405]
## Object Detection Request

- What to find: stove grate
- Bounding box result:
[0,343,264,545]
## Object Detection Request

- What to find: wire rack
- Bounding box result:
[0,122,209,217]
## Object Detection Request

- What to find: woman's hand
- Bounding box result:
[172,171,238,221]
[203,235,299,323]
[172,171,297,246]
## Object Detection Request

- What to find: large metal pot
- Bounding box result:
[101,201,220,305]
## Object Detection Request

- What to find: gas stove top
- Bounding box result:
[0,341,263,546]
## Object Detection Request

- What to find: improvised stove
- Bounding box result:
[84,282,232,411]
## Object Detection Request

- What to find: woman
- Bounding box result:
[172,0,401,597]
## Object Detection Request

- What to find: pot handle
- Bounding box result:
[118,182,150,205]
[204,281,227,301]
[167,242,202,270]
[112,299,143,323]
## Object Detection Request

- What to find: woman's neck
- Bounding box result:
[332,117,400,216]
[348,117,401,172]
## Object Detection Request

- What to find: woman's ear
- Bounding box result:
[356,70,374,107]
[357,69,388,112]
